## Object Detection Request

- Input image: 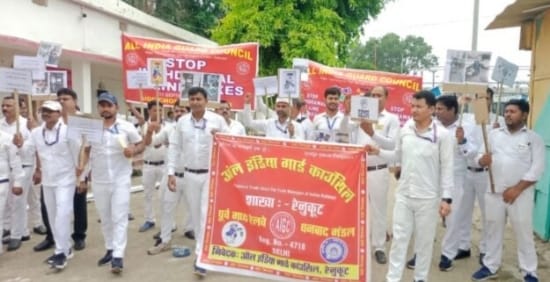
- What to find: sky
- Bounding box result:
[361,0,531,87]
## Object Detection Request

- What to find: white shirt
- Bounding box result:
[89,119,142,184]
[29,120,80,186]
[226,119,246,136]
[167,111,229,175]
[353,110,400,167]
[466,112,505,168]
[311,112,350,143]
[142,121,167,162]
[480,126,545,193]
[0,131,23,186]
[380,119,454,199]
[152,122,186,172]
[242,104,305,140]
[0,116,34,165]
[437,119,478,175]
[295,114,314,140]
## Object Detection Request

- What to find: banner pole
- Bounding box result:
[14,89,20,134]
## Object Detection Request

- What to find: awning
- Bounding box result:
[486,0,550,30]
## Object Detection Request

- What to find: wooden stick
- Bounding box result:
[27,95,34,122]
[155,87,160,122]
[14,90,20,134]
[494,82,503,124]
[480,123,495,193]
[79,134,87,170]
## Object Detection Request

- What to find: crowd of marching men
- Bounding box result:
[0,85,545,282]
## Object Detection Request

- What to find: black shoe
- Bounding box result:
[7,239,22,251]
[34,239,54,252]
[2,229,9,239]
[74,239,86,251]
[454,249,471,260]
[33,225,48,235]
[184,230,195,240]
[479,253,485,265]
[153,237,162,247]
[374,250,387,264]
[98,250,113,266]
[50,253,68,270]
[407,255,416,270]
[45,253,57,264]
[438,255,454,271]
[2,237,9,244]
[128,213,135,221]
[111,257,123,274]
[21,235,30,241]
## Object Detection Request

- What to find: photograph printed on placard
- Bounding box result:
[48,70,67,94]
[278,69,300,98]
[32,71,49,95]
[202,73,221,102]
[178,72,203,99]
[445,50,466,83]
[147,58,167,86]
[37,42,63,67]
[464,52,491,83]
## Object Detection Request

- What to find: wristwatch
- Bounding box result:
[442,198,452,204]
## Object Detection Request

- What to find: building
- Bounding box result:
[0,0,215,114]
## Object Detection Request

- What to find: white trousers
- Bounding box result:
[368,168,390,252]
[93,178,131,258]
[160,174,190,243]
[182,172,208,256]
[0,182,9,253]
[27,183,44,228]
[43,184,75,256]
[457,170,488,253]
[483,189,537,276]
[10,166,33,239]
[441,171,466,259]
[386,195,439,282]
[142,164,165,222]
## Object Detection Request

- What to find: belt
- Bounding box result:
[467,166,488,172]
[0,178,8,184]
[184,168,209,174]
[144,160,165,166]
[174,172,185,178]
[367,164,388,171]
[22,165,32,168]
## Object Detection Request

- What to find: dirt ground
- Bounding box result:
[1,176,548,282]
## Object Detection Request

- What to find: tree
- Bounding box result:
[348,33,438,74]
[212,0,386,75]
[123,0,224,38]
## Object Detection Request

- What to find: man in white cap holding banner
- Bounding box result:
[242,94,305,140]
[28,100,84,270]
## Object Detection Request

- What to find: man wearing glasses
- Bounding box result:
[366,90,454,282]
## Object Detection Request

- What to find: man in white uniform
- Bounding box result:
[167,87,228,277]
[82,92,143,274]
[216,100,246,136]
[290,98,314,140]
[457,88,505,263]
[147,101,193,254]
[0,127,24,255]
[433,95,477,271]
[311,87,350,143]
[29,101,83,270]
[242,95,304,140]
[1,96,34,252]
[139,100,167,233]
[472,99,545,282]
[352,86,400,265]
[366,90,454,282]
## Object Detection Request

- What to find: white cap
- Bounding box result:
[275,97,291,105]
[41,100,62,112]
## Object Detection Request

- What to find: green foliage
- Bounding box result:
[212,0,386,75]
[348,33,438,74]
[123,0,224,38]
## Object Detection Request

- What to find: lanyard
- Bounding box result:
[275,120,288,134]
[414,124,437,143]
[325,116,338,130]
[106,123,119,134]
[192,118,207,130]
[43,124,61,146]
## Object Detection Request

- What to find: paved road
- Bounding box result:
[1,177,548,281]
